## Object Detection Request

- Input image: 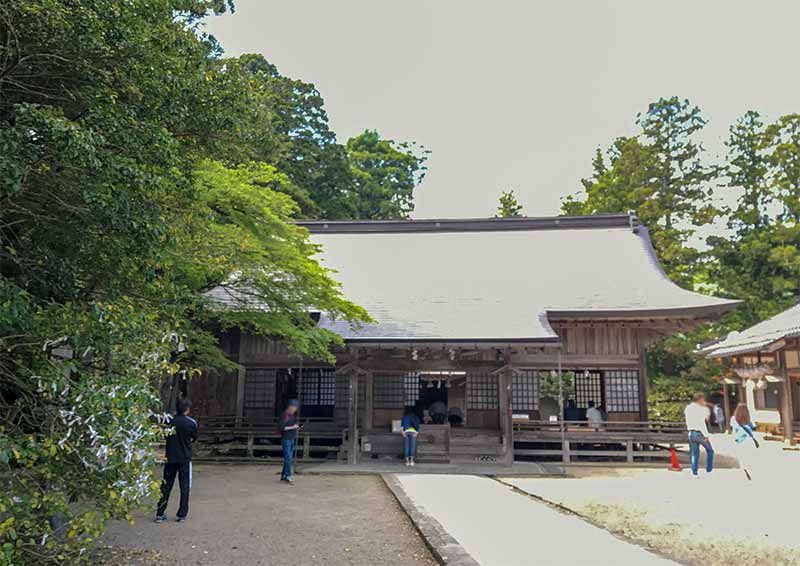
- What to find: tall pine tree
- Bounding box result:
[563,97,714,287]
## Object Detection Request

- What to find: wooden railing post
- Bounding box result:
[626,440,634,462]
[562,440,570,463]
[303,433,311,460]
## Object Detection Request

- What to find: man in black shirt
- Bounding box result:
[155,398,198,522]
[279,399,301,484]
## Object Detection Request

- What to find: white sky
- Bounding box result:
[205,1,800,219]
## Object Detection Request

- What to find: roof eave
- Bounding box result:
[343,336,561,347]
[546,301,742,321]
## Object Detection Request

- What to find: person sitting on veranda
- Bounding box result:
[448,406,464,427]
[586,400,604,430]
[429,400,447,424]
[564,399,581,422]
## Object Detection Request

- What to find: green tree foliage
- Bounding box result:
[707,112,800,328]
[221,54,428,220]
[563,97,714,287]
[494,190,524,218]
[538,370,575,403]
[560,99,738,419]
[567,101,800,419]
[226,53,350,218]
[0,2,370,563]
[345,130,429,219]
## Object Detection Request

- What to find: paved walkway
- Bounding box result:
[393,474,675,566]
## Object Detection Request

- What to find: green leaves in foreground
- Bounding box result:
[0,1,370,563]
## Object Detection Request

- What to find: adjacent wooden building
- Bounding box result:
[191,214,738,463]
[702,303,800,445]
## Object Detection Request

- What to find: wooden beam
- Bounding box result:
[511,355,641,368]
[334,361,369,376]
[358,358,502,372]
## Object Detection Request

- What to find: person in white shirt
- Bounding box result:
[586,400,604,430]
[684,392,714,476]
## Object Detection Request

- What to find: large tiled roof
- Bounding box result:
[291,214,739,343]
[702,303,800,358]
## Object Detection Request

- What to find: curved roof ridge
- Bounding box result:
[297,213,637,234]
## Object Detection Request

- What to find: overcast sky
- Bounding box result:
[205,1,800,219]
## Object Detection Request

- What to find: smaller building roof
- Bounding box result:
[703,303,800,358]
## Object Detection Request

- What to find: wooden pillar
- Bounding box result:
[364,370,374,431]
[638,349,649,422]
[347,370,360,464]
[779,351,795,445]
[495,350,515,465]
[235,331,247,427]
[498,364,514,465]
[722,382,731,433]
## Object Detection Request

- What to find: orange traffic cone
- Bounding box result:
[668,446,682,471]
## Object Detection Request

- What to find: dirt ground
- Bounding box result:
[505,433,800,566]
[100,465,436,566]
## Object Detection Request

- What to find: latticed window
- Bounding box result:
[374,374,405,408]
[604,370,640,413]
[300,368,336,406]
[374,373,419,408]
[467,373,498,409]
[574,371,602,409]
[404,374,420,405]
[512,370,538,411]
[244,368,276,409]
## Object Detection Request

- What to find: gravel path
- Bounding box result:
[101,465,436,565]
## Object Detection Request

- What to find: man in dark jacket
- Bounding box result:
[155,398,198,522]
[279,399,301,484]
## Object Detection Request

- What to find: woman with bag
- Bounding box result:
[730,403,759,480]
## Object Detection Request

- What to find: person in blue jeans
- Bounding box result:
[279,399,301,484]
[683,392,714,476]
[401,406,421,467]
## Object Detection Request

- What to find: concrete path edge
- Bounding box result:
[381,474,480,566]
